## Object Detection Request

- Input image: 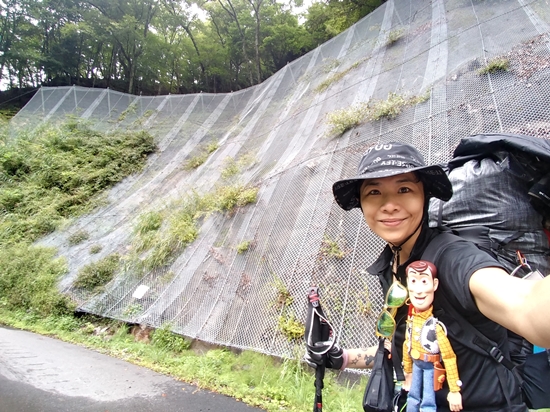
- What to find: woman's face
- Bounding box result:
[359,172,425,247]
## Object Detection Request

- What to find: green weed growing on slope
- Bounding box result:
[0,119,156,245]
[320,235,346,259]
[386,29,404,46]
[0,118,156,315]
[132,184,259,270]
[183,140,219,170]
[142,205,199,270]
[132,211,164,254]
[220,152,257,181]
[478,57,510,75]
[236,240,251,253]
[326,91,431,136]
[325,103,370,136]
[73,253,121,291]
[68,229,90,245]
[0,244,74,316]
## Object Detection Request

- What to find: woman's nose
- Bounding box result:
[381,195,399,211]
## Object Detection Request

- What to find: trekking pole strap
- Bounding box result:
[306,286,335,412]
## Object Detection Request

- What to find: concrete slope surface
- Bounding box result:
[0,327,262,412]
[9,0,550,363]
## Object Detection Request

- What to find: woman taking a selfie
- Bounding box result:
[305,142,550,412]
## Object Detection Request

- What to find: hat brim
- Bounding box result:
[332,165,453,211]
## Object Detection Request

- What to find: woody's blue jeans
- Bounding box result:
[407,360,436,412]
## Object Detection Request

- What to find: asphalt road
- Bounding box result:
[0,327,263,412]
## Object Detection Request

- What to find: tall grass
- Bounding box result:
[0,117,155,314]
[0,119,156,245]
[0,244,74,316]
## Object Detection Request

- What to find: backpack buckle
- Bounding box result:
[489,346,504,363]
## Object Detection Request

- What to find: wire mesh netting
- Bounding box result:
[10,0,550,360]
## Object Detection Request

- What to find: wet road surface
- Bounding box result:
[0,327,263,412]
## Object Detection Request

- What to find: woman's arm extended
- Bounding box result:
[469,267,550,348]
[345,346,378,369]
[344,339,391,369]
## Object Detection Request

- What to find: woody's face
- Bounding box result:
[407,267,438,312]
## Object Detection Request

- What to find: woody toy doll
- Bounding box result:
[403,260,463,412]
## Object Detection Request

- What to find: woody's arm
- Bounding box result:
[402,330,413,390]
[402,338,412,374]
[469,267,550,347]
[437,326,463,412]
[437,326,461,392]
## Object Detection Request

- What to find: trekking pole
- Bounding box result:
[314,358,325,412]
[305,287,333,412]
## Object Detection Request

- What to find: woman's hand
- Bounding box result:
[304,341,345,370]
[383,338,392,359]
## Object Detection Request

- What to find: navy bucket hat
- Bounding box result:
[332,142,453,211]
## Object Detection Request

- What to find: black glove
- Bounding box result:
[304,341,345,370]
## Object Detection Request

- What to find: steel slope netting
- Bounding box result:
[9,0,550,364]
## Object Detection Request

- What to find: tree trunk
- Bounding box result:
[217,0,253,86]
[127,44,136,93]
[248,0,263,84]
[182,24,206,87]
[106,46,116,88]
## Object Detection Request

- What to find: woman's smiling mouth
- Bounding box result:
[380,218,405,226]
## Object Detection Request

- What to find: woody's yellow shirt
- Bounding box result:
[403,306,461,393]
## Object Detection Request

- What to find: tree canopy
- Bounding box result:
[0,0,385,96]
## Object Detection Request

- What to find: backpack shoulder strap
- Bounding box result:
[422,231,462,262]
[422,234,523,407]
[422,234,519,373]
[435,294,517,372]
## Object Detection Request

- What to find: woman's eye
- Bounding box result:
[398,187,411,193]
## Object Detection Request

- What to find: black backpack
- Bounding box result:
[429,133,550,277]
[426,133,550,409]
